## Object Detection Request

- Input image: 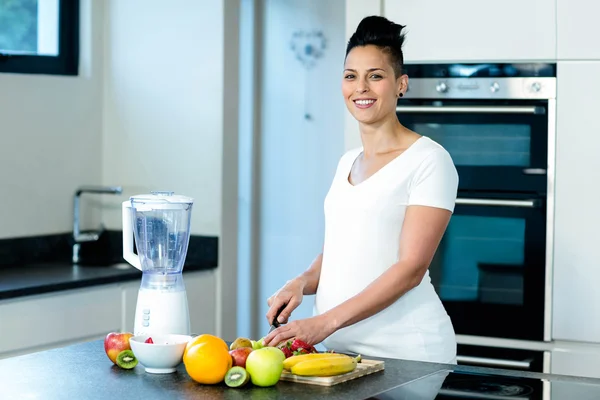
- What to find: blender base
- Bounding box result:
[133,288,191,336]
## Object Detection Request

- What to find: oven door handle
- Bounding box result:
[456,355,533,370]
[456,198,538,208]
[395,105,540,114]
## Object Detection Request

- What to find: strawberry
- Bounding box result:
[281,346,294,358]
[145,337,154,344]
[276,339,294,358]
[290,339,317,353]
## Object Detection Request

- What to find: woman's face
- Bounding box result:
[342,45,407,125]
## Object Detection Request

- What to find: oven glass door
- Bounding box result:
[429,194,546,341]
[397,99,549,193]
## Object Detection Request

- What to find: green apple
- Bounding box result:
[245,347,285,387]
[251,337,265,350]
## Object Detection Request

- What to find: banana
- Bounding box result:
[291,355,359,377]
[283,353,351,371]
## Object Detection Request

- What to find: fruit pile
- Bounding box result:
[104,332,138,370]
[184,335,285,388]
[223,336,360,382]
[103,332,360,386]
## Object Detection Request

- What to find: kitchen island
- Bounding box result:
[1,340,600,399]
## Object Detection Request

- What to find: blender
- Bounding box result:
[122,191,193,336]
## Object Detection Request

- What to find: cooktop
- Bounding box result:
[371,369,600,400]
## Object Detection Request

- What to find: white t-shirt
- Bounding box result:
[314,136,459,363]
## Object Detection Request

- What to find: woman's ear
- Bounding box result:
[397,74,409,97]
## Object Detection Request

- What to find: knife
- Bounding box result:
[268,303,287,333]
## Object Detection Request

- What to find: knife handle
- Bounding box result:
[272,303,287,327]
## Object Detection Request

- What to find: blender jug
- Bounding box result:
[122,191,194,335]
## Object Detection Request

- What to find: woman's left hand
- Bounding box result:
[263,314,336,348]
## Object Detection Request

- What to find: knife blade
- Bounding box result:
[268,303,287,333]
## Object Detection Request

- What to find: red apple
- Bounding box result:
[229,347,253,369]
[104,332,133,365]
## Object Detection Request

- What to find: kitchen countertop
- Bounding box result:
[1,340,600,400]
[0,262,214,300]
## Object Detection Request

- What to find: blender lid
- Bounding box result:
[130,191,194,205]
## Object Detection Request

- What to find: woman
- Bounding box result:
[263,15,459,364]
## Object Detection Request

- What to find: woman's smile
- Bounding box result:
[353,98,377,109]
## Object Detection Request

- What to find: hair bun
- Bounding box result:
[355,16,405,44]
[346,16,407,77]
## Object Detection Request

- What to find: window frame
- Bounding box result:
[0,0,80,76]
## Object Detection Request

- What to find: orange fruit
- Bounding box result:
[184,342,232,384]
[184,334,228,357]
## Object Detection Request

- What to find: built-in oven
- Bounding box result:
[398,63,556,371]
[396,98,550,194]
[399,63,555,195]
[429,192,546,342]
[456,344,547,373]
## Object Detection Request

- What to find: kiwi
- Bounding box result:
[224,366,250,388]
[116,349,138,370]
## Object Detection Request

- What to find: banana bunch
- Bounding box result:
[284,352,361,377]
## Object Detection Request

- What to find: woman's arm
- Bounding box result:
[265,252,323,326]
[325,205,450,331]
[296,252,323,295]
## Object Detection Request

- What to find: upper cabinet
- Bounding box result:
[557,0,600,60]
[378,0,556,62]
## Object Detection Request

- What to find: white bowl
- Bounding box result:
[129,334,192,374]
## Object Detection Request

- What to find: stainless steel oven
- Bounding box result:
[430,193,547,341]
[399,63,556,370]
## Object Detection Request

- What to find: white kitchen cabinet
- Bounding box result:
[345,0,383,40]
[0,269,217,359]
[380,0,556,62]
[0,285,122,359]
[551,344,600,379]
[185,270,217,336]
[551,381,600,399]
[552,62,600,344]
[557,0,600,60]
[121,280,140,334]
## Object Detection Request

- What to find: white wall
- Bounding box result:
[251,0,346,340]
[101,0,223,236]
[0,0,104,239]
[101,0,240,340]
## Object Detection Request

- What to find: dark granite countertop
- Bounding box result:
[1,340,599,400]
[0,262,214,301]
[0,340,449,400]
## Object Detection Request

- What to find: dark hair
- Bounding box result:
[345,16,406,77]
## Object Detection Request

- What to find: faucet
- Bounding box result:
[73,185,123,264]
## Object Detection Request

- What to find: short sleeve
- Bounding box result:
[408,148,459,212]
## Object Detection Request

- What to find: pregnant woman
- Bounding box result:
[264,15,459,364]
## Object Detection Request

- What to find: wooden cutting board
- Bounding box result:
[279,359,385,386]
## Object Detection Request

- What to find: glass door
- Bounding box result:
[397,99,550,194]
[429,194,546,341]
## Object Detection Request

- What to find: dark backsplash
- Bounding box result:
[0,234,72,266]
[0,231,219,269]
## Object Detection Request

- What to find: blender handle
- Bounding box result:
[122,201,142,271]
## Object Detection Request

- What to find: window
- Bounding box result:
[0,0,79,76]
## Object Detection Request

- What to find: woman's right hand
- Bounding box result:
[266,278,305,325]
